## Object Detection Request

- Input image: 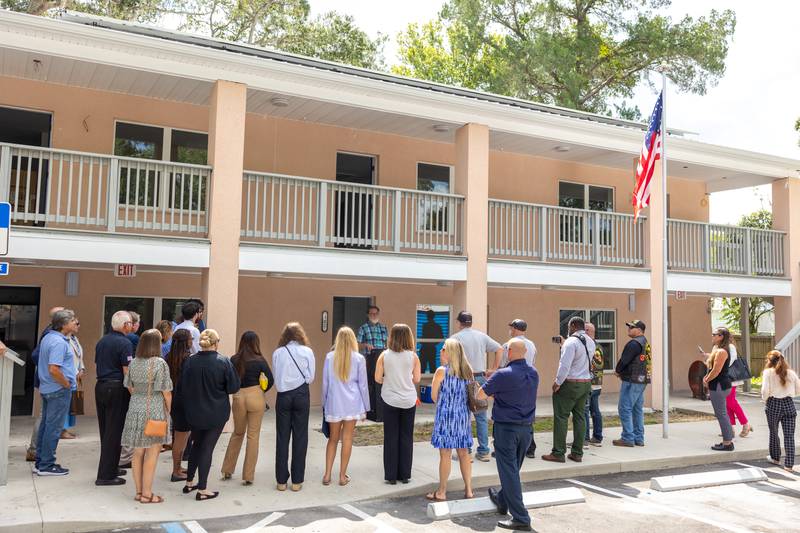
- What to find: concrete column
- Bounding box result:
[203,80,247,354]
[453,123,490,330]
[647,165,667,411]
[772,178,800,340]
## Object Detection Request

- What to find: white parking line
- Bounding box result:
[183,521,208,533]
[221,512,286,532]
[566,478,755,533]
[734,462,800,494]
[338,503,401,533]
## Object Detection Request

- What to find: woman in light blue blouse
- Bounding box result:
[321,327,369,486]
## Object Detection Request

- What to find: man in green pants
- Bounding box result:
[542,316,594,463]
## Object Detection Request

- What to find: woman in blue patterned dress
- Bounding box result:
[428,338,474,501]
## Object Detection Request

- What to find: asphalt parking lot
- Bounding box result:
[106,458,800,533]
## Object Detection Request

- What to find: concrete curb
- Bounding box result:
[427,487,585,520]
[650,467,767,492]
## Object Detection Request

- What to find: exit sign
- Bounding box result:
[115,264,136,277]
[675,290,687,301]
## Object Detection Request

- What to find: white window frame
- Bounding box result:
[112,120,209,209]
[101,294,195,333]
[557,180,616,247]
[415,161,456,235]
[558,307,617,372]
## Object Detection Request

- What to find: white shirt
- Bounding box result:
[451,327,501,373]
[380,350,418,409]
[173,320,200,355]
[500,335,537,368]
[555,331,595,385]
[761,368,800,400]
[272,341,316,393]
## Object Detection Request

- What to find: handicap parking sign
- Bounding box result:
[0,202,8,256]
[0,263,7,275]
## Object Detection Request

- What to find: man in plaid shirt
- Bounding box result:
[357,305,388,354]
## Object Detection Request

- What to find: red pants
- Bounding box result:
[726,386,749,425]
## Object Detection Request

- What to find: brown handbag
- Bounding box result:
[143,359,168,438]
[466,379,488,413]
[70,390,84,416]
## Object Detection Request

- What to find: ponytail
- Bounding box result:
[766,349,789,386]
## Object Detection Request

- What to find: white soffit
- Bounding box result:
[488,261,651,291]
[7,228,210,268]
[667,271,791,297]
[239,244,467,282]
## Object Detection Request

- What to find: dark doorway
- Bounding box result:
[0,107,53,228]
[331,296,372,344]
[0,286,41,416]
[335,153,375,249]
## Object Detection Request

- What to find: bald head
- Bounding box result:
[49,306,64,318]
[507,339,527,362]
[585,323,596,339]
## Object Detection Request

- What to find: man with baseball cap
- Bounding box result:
[614,320,650,447]
[452,310,503,462]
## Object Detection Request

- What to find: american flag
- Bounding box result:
[632,92,663,219]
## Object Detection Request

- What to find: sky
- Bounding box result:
[310,0,800,225]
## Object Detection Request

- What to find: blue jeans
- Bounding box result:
[584,389,603,441]
[36,388,71,470]
[493,422,532,525]
[473,375,489,455]
[618,381,646,444]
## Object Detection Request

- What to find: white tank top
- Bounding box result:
[380,350,417,409]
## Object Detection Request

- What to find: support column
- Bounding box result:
[647,166,667,411]
[453,123,490,330]
[203,80,247,354]
[740,298,751,392]
[772,178,800,340]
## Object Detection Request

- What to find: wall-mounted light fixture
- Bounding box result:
[321,310,329,333]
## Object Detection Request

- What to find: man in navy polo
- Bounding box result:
[478,339,539,531]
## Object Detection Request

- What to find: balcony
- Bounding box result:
[0,143,211,238]
[488,199,786,278]
[240,172,465,254]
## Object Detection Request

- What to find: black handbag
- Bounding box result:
[727,357,751,382]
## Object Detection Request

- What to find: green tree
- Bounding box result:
[395,0,736,118]
[795,117,800,146]
[737,208,772,230]
[1,0,166,20]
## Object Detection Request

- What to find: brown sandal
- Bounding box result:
[134,493,142,501]
[339,475,350,486]
[425,491,446,502]
[140,494,164,504]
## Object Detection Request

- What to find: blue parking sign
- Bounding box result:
[0,263,8,275]
[0,202,8,256]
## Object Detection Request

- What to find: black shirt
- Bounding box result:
[95,331,134,381]
[180,350,241,429]
[231,355,273,389]
[708,349,731,391]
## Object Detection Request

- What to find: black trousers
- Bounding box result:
[186,425,224,490]
[275,384,310,484]
[95,381,130,481]
[382,403,416,481]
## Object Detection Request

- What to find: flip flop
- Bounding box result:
[339,475,351,486]
[134,493,141,501]
[140,494,164,504]
[322,477,332,486]
[425,491,446,501]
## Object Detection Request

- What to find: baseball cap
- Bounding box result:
[508,319,527,331]
[457,311,472,325]
[626,320,646,331]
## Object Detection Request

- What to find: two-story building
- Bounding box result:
[2,11,799,416]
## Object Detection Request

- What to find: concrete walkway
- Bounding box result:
[1,393,775,532]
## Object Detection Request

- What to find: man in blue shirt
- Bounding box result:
[35,309,79,476]
[478,339,539,531]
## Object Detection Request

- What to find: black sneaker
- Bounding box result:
[711,442,734,451]
[37,465,69,476]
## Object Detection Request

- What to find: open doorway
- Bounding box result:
[335,152,375,249]
[331,296,372,343]
[0,286,41,416]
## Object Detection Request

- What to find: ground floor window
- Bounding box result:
[102,296,195,335]
[559,308,616,370]
[416,304,450,374]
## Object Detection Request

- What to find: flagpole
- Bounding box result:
[660,70,670,439]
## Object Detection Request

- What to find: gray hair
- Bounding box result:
[51,309,76,332]
[128,311,141,324]
[111,311,131,331]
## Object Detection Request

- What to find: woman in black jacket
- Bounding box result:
[221,331,274,485]
[180,329,240,500]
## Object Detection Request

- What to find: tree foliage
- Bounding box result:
[395,0,736,118]
[720,297,772,335]
[737,208,772,230]
[2,0,385,69]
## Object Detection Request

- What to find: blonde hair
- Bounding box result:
[443,338,472,381]
[333,327,358,382]
[155,320,173,341]
[387,323,415,352]
[199,329,220,350]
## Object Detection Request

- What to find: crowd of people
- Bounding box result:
[18,299,800,531]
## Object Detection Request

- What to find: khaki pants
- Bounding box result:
[221,385,266,482]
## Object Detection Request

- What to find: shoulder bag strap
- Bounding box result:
[571,333,591,365]
[145,359,153,421]
[284,345,307,380]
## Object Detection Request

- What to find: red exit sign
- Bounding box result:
[115,264,137,278]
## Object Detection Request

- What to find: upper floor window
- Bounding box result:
[417,162,453,232]
[417,162,451,193]
[558,181,614,244]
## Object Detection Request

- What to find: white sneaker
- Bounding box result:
[766,455,781,466]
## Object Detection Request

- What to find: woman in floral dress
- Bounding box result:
[122,329,172,504]
[428,338,474,501]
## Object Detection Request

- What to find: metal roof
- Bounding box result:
[57,11,690,136]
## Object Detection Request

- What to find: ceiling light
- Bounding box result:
[721,176,727,180]
[270,97,289,107]
[432,124,450,133]
[682,165,688,169]
[553,145,571,153]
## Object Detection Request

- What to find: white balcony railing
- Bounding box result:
[0,143,211,237]
[668,220,785,276]
[488,200,646,267]
[241,172,464,254]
